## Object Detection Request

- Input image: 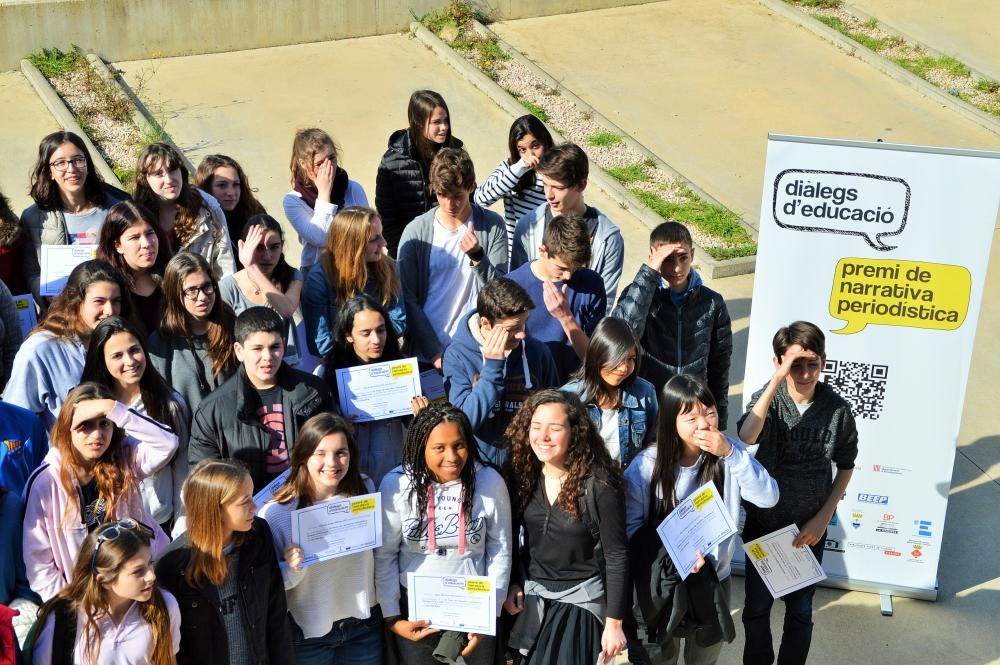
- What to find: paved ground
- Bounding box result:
[492,0,1000,231]
[0,70,60,214]
[114,33,652,282]
[848,0,1000,83]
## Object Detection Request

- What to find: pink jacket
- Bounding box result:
[22,402,178,601]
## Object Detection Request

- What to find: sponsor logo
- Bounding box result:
[911,544,924,559]
[884,550,901,557]
[872,463,909,475]
[851,511,863,529]
[875,526,898,535]
[882,513,894,522]
[857,493,889,504]
[914,520,933,537]
[824,538,845,553]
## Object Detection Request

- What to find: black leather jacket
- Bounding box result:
[612,264,733,426]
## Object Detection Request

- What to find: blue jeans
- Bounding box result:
[290,605,383,665]
[742,539,825,665]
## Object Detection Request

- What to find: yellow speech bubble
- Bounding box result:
[466,579,490,593]
[693,488,714,511]
[749,543,768,561]
[390,362,414,379]
[829,258,970,334]
[350,497,376,514]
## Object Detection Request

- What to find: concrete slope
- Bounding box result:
[849,0,1000,82]
[115,33,652,281]
[0,71,60,214]
[492,0,1000,231]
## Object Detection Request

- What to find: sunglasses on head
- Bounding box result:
[90,518,153,574]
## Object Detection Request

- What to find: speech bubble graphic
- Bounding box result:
[773,169,910,251]
[829,258,971,334]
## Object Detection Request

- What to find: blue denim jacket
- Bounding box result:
[562,377,659,466]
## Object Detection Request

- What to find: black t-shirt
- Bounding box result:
[80,478,108,532]
[131,288,164,336]
[255,385,288,480]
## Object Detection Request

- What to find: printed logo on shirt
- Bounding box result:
[256,403,288,474]
[2,439,22,453]
[402,514,487,547]
[70,231,99,245]
[219,592,239,615]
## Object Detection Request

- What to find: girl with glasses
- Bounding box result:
[20,131,130,304]
[156,459,291,665]
[25,519,180,665]
[21,382,179,602]
[147,252,237,419]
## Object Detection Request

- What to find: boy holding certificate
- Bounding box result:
[189,306,335,492]
[738,321,858,665]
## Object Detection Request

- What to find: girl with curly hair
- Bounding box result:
[503,389,629,664]
[375,403,511,665]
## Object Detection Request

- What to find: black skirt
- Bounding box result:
[524,598,604,665]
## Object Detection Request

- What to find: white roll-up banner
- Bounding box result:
[737,134,1000,600]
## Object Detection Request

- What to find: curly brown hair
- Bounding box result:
[505,389,621,519]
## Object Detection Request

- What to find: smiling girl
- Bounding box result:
[194,154,266,264]
[562,317,658,466]
[375,403,511,665]
[27,520,180,665]
[260,413,383,664]
[22,383,178,601]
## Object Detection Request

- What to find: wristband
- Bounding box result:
[466,246,485,262]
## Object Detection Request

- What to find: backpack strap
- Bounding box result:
[577,475,605,579]
[23,598,75,665]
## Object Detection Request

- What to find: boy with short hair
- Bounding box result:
[443,277,559,466]
[188,306,335,492]
[397,147,508,369]
[507,214,606,383]
[510,143,624,309]
[738,321,858,665]
[611,221,733,425]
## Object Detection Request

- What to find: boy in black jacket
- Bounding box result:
[738,321,858,665]
[188,306,335,492]
[611,221,733,425]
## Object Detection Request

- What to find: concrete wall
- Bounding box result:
[1,0,655,70]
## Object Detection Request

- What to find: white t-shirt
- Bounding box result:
[599,407,621,462]
[422,215,479,350]
[63,207,105,245]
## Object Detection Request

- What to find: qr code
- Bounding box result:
[822,359,888,420]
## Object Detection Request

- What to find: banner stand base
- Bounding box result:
[879,593,894,617]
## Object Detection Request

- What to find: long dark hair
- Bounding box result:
[34,259,132,342]
[506,389,621,519]
[403,404,480,523]
[271,413,366,509]
[650,375,726,520]
[507,115,554,196]
[29,131,107,212]
[194,154,266,234]
[241,214,296,291]
[96,200,172,288]
[570,317,641,408]
[324,294,401,399]
[134,143,205,249]
[81,317,179,431]
[407,90,455,175]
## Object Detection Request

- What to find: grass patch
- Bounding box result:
[787,0,841,8]
[975,79,1000,94]
[586,130,624,147]
[420,0,478,34]
[29,47,82,78]
[517,98,550,122]
[606,163,652,185]
[891,54,970,78]
[630,187,756,259]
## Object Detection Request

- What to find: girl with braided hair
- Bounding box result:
[374,403,512,664]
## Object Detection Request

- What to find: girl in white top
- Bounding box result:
[259,413,383,663]
[29,519,181,665]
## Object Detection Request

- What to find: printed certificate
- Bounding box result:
[742,524,827,598]
[40,245,96,296]
[253,468,291,509]
[12,295,37,337]
[419,369,447,402]
[406,573,496,635]
[656,480,738,579]
[291,492,382,566]
[335,357,421,421]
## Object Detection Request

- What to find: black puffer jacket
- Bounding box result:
[611,264,733,426]
[374,129,463,256]
[155,518,291,665]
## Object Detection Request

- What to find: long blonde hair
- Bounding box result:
[182,459,251,587]
[318,206,399,307]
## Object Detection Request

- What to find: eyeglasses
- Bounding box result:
[182,283,215,300]
[90,518,152,573]
[49,156,88,172]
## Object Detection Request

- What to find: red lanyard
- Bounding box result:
[426,485,466,555]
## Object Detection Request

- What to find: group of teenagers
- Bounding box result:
[0,88,860,665]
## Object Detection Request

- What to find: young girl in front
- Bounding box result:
[302,206,404,358]
[504,389,629,665]
[147,252,237,419]
[96,200,171,334]
[375,403,511,665]
[22,383,178,602]
[155,459,290,665]
[81,317,190,536]
[28,520,180,665]
[624,375,778,664]
[563,316,658,467]
[134,143,235,279]
[324,295,409,486]
[473,114,554,252]
[376,90,461,256]
[259,413,383,664]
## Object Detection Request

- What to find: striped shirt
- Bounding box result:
[474,159,547,257]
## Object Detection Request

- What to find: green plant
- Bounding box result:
[113,165,135,187]
[518,98,550,122]
[421,0,477,33]
[74,114,95,138]
[29,47,82,78]
[630,188,753,245]
[606,163,652,185]
[891,54,970,78]
[974,79,1000,93]
[586,131,624,147]
[793,0,841,7]
[863,17,878,30]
